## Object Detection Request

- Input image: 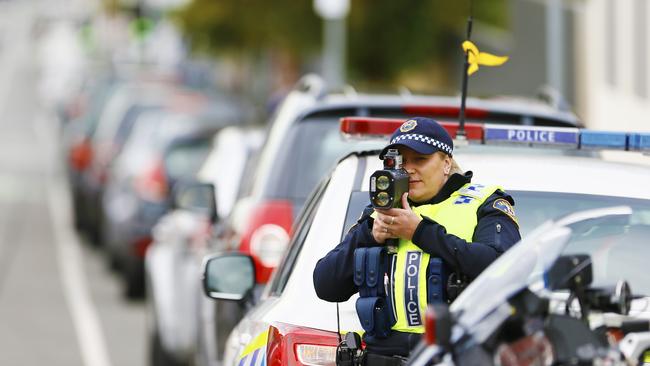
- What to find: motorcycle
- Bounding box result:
[408,206,650,366]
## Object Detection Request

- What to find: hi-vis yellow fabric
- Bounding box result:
[390,183,501,333]
[462,40,509,76]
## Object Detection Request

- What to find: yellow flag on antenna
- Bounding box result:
[462,40,509,76]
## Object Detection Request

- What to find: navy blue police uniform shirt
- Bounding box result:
[313,171,521,303]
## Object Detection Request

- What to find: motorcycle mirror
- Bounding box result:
[546,254,592,291]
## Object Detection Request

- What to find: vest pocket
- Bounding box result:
[355,297,394,338]
[354,247,396,339]
[427,257,449,304]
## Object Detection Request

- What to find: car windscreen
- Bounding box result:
[512,191,650,236]
[341,191,650,238]
[264,116,384,201]
[339,190,650,241]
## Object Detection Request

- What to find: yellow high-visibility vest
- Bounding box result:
[390,183,501,333]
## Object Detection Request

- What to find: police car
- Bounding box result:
[202,118,650,366]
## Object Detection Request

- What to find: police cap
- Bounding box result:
[379,117,454,158]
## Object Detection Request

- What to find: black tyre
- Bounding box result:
[123,257,146,300]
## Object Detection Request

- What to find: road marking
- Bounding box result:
[36,111,113,366]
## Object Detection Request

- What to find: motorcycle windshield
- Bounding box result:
[450,205,650,334]
[450,220,570,330]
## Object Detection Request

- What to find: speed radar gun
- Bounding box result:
[369,149,409,252]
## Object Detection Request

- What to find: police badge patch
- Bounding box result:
[493,199,518,225]
[400,119,417,132]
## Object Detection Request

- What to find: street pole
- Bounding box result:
[314,0,349,90]
[323,17,346,90]
[546,0,565,96]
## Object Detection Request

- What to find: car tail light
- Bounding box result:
[134,159,168,202]
[340,117,484,140]
[239,200,293,283]
[131,236,153,258]
[70,138,93,172]
[266,323,339,366]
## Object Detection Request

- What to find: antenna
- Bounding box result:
[336,303,343,344]
[457,0,474,142]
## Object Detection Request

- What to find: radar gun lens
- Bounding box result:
[376,176,390,191]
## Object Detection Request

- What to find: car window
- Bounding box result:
[513,191,650,235]
[339,191,650,242]
[268,176,330,296]
[264,117,384,201]
[164,137,214,181]
[341,191,371,240]
[562,213,650,296]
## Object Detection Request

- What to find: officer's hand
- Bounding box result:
[371,209,395,244]
[379,193,422,241]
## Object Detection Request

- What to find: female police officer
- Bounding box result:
[313,117,521,364]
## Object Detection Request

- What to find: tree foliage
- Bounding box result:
[172,0,507,85]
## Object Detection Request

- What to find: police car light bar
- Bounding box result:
[484,125,650,151]
[483,124,579,147]
[339,117,484,140]
[580,130,627,150]
[340,117,404,136]
[629,133,650,151]
[341,117,650,152]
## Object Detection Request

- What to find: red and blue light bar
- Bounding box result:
[340,117,650,152]
[340,117,484,140]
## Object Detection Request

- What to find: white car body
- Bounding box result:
[146,126,264,362]
[219,137,650,365]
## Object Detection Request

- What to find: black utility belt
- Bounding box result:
[363,353,407,366]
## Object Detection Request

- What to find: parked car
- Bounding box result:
[407,205,650,366]
[71,80,173,242]
[202,119,650,366]
[102,104,233,298]
[145,126,264,366]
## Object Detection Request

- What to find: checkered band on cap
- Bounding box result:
[390,133,453,155]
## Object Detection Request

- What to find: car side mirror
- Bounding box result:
[172,181,218,224]
[202,253,256,302]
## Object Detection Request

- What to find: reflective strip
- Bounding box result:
[456,183,490,200]
[404,252,422,326]
[392,245,430,333]
[238,330,269,364]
